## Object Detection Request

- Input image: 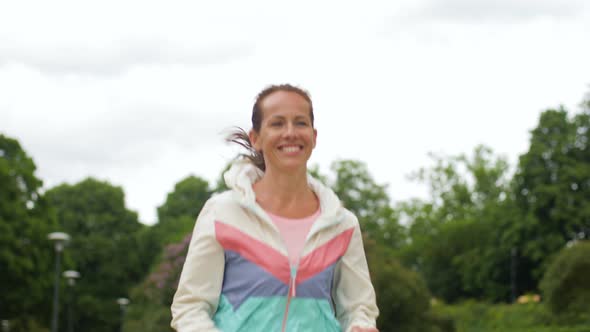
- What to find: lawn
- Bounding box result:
[431,300,590,332]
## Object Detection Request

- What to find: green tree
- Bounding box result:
[141,175,212,263]
[327,160,446,329]
[330,159,406,249]
[402,146,516,302]
[46,179,146,332]
[513,107,590,281]
[124,175,213,331]
[157,176,211,224]
[0,134,56,330]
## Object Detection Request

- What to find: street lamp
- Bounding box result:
[510,247,518,303]
[48,232,70,332]
[116,298,130,332]
[63,270,80,332]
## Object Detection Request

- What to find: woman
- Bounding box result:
[171,84,379,332]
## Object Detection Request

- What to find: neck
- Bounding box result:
[253,166,316,215]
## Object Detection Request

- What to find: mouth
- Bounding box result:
[278,144,303,153]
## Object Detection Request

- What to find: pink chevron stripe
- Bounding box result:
[215,221,291,284]
[297,227,354,284]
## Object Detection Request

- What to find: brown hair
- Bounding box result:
[227,84,314,171]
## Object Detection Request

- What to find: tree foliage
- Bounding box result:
[45,179,146,332]
[330,159,406,249]
[125,234,191,332]
[0,134,56,330]
[365,238,454,332]
[402,146,517,302]
[138,175,213,268]
[328,160,445,330]
[124,176,212,331]
[157,176,211,224]
[513,108,590,280]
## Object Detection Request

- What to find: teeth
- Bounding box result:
[282,146,300,153]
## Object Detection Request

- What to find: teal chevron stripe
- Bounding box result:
[213,295,342,331]
[286,297,342,332]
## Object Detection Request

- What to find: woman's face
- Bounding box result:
[250,90,317,173]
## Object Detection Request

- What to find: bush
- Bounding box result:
[124,234,191,332]
[540,240,590,322]
[365,238,455,332]
[124,303,174,332]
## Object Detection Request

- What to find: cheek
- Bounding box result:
[252,135,265,151]
[256,133,274,150]
[309,131,317,144]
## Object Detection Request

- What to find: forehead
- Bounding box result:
[259,91,311,118]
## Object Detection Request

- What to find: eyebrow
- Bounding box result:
[268,115,309,120]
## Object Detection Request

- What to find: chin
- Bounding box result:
[274,161,309,173]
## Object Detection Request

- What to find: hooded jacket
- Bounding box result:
[171,160,379,332]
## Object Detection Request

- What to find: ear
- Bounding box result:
[249,129,261,151]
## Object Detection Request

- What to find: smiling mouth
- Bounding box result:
[279,145,303,153]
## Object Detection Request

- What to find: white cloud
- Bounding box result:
[406,0,587,22]
[0,41,254,75]
[0,2,259,75]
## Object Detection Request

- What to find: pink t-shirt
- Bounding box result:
[266,209,321,265]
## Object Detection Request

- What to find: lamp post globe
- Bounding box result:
[48,232,70,332]
[48,232,70,252]
[116,298,130,307]
[63,270,80,286]
[63,270,80,332]
[117,298,130,332]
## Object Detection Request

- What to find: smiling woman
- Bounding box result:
[170,84,379,332]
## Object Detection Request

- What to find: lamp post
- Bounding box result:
[510,247,518,303]
[48,232,70,332]
[116,298,129,332]
[63,270,80,332]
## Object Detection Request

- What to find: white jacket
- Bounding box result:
[171,160,379,331]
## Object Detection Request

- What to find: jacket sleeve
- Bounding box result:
[332,218,379,332]
[171,199,224,332]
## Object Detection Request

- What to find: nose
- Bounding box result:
[283,122,296,138]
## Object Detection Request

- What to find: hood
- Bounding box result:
[223,159,345,231]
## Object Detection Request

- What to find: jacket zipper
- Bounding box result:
[281,265,298,332]
[274,216,341,332]
[255,204,297,332]
[247,202,340,331]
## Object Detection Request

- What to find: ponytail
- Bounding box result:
[225,127,266,171]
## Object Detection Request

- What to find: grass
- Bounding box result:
[431,300,590,332]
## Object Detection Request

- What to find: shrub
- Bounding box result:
[124,234,191,332]
[540,240,590,322]
[365,238,455,332]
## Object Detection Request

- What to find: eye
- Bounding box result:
[296,121,309,126]
[270,121,283,127]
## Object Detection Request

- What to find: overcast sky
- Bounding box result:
[2,0,589,225]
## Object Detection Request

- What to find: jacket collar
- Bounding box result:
[223,159,344,233]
